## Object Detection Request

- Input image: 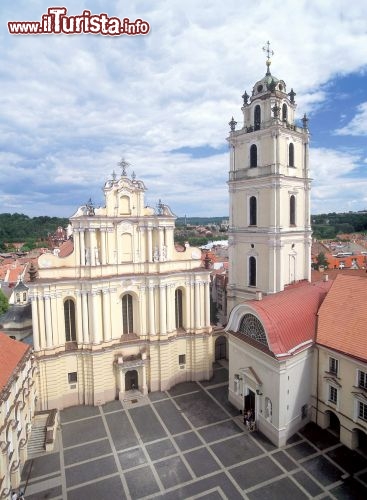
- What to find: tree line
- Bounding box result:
[0,213,68,251]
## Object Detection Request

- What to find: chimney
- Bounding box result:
[255,291,262,301]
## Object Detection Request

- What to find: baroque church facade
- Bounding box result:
[29,170,213,410]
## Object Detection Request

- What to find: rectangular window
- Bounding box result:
[329,386,337,404]
[301,404,308,419]
[178,354,186,365]
[68,372,77,384]
[358,370,367,389]
[359,401,367,421]
[329,357,338,376]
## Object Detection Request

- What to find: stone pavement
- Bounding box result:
[20,363,367,499]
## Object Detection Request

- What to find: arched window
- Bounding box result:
[249,196,257,226]
[64,299,76,342]
[254,105,261,131]
[16,293,20,303]
[122,294,134,334]
[289,143,294,167]
[282,103,288,122]
[175,289,183,329]
[119,195,130,215]
[290,195,296,225]
[23,292,27,301]
[249,256,256,287]
[250,145,257,168]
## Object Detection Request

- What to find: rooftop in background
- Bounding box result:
[0,332,30,392]
[316,274,367,362]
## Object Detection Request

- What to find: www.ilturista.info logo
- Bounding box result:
[8,7,150,36]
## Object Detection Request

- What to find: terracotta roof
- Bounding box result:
[0,332,30,392]
[244,280,332,357]
[312,269,367,281]
[316,274,367,362]
[58,239,74,258]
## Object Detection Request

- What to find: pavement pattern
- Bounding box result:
[20,363,367,499]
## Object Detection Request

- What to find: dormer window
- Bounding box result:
[282,104,288,122]
[257,84,263,92]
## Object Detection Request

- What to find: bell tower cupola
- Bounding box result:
[227,42,312,313]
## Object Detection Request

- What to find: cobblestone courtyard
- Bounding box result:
[21,364,367,499]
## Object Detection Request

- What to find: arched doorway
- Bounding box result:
[125,370,138,391]
[327,410,340,438]
[215,336,227,360]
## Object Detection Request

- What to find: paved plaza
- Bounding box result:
[21,363,367,499]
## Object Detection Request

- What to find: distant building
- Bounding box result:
[0,279,32,342]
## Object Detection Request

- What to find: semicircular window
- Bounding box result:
[238,313,267,346]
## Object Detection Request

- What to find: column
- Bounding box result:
[166,284,174,332]
[89,229,96,266]
[139,288,147,336]
[38,295,46,349]
[76,291,83,344]
[79,229,86,266]
[148,285,155,335]
[91,291,101,343]
[190,281,195,331]
[102,290,112,341]
[147,228,153,262]
[194,281,200,330]
[204,281,210,327]
[158,227,164,261]
[100,229,107,265]
[52,293,61,347]
[119,368,125,393]
[142,364,147,394]
[44,296,53,347]
[159,284,166,334]
[30,297,40,351]
[82,292,89,343]
[74,228,80,267]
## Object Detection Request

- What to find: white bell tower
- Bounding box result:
[227,43,312,312]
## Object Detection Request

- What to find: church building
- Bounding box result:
[29,166,213,410]
[226,47,320,446]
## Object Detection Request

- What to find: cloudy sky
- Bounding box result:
[1,1,367,219]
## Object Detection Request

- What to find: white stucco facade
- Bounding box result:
[227,62,311,311]
[30,171,213,410]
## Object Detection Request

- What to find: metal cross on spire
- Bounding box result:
[117,158,130,177]
[263,41,274,74]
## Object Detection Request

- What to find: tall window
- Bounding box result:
[64,299,76,342]
[249,256,256,287]
[329,386,338,404]
[329,357,338,376]
[282,103,288,122]
[254,105,261,130]
[289,143,294,167]
[358,370,367,389]
[175,289,183,329]
[249,196,257,226]
[122,294,133,334]
[359,401,367,421]
[250,145,257,168]
[290,195,296,225]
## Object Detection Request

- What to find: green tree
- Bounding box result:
[315,252,329,270]
[0,289,9,315]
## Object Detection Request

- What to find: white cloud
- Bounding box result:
[1,0,367,217]
[335,102,367,136]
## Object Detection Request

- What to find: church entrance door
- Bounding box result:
[125,370,138,391]
[244,389,255,414]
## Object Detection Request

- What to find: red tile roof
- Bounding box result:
[58,239,74,258]
[248,280,332,357]
[0,332,30,392]
[316,274,367,362]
